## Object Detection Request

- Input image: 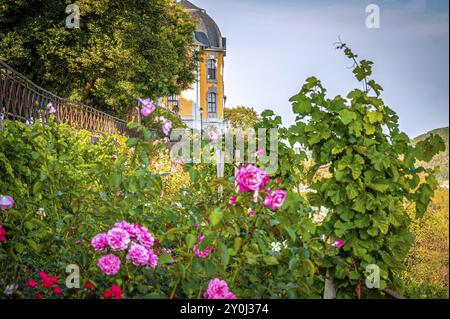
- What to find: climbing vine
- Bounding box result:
[287,43,445,298]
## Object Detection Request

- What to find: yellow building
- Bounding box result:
[163,0,227,132]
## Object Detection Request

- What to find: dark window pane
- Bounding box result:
[207,59,216,80]
[207,92,217,117]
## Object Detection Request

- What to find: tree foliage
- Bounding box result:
[224,106,260,130]
[0,0,197,117]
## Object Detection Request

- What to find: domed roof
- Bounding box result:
[179,0,226,50]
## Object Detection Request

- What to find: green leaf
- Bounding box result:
[209,209,223,226]
[158,253,175,265]
[185,234,197,249]
[261,110,274,117]
[339,109,357,125]
[126,138,138,147]
[220,243,230,267]
[284,226,297,242]
[263,256,279,266]
[293,99,313,115]
[366,111,383,124]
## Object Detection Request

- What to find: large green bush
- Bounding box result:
[0,46,444,299]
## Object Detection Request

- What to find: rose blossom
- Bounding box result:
[138,98,155,117]
[126,243,150,266]
[52,286,62,295]
[91,233,108,252]
[147,249,159,269]
[255,149,265,156]
[162,121,172,136]
[332,239,344,248]
[106,227,131,251]
[97,254,121,276]
[102,284,123,299]
[0,225,7,242]
[0,195,14,210]
[235,165,269,193]
[84,282,94,290]
[114,221,137,237]
[204,278,237,299]
[27,280,37,289]
[193,235,212,259]
[229,197,237,205]
[263,189,287,211]
[134,225,154,248]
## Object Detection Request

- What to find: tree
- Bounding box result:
[224,106,260,130]
[0,0,197,118]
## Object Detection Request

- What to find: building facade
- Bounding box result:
[163,0,228,132]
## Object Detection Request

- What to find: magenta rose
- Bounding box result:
[263,189,287,211]
[0,225,7,242]
[134,225,155,248]
[235,165,269,193]
[147,249,159,269]
[106,227,131,251]
[0,195,14,210]
[193,235,212,259]
[204,278,237,299]
[162,121,172,136]
[97,254,121,276]
[114,221,138,237]
[91,233,108,252]
[126,243,150,266]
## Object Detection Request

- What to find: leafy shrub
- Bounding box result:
[403,188,449,299]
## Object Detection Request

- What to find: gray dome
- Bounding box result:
[179,0,226,50]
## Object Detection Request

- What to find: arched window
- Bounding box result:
[207,59,217,80]
[207,92,217,118]
[167,95,179,112]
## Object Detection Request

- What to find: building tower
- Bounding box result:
[164,0,227,132]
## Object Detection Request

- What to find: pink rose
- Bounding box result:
[97,254,121,276]
[235,165,269,193]
[91,233,108,252]
[147,249,159,269]
[204,278,237,299]
[0,225,6,242]
[162,121,172,136]
[114,221,137,237]
[255,149,265,156]
[107,227,131,251]
[126,243,150,266]
[229,197,237,205]
[0,195,14,210]
[134,225,155,248]
[192,235,212,259]
[263,189,287,211]
[332,239,344,248]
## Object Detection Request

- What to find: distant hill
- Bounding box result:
[413,127,449,184]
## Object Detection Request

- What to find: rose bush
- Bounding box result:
[0,46,444,299]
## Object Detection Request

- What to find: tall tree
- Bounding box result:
[0,0,197,117]
[224,105,260,130]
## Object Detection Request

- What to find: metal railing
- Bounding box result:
[0,60,128,135]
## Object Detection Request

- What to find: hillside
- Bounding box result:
[413,127,449,184]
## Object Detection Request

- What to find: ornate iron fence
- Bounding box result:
[0,60,128,135]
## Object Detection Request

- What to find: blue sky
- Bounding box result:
[192,0,449,137]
